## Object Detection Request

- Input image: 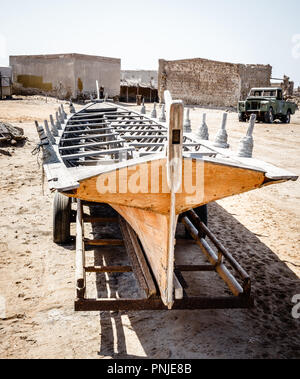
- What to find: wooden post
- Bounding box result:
[76,199,86,299]
[165,90,184,309]
[96,80,100,100]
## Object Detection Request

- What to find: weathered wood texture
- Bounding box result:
[66,158,266,215]
[114,205,170,305]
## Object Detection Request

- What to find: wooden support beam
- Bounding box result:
[59,139,124,151]
[83,216,119,223]
[76,200,86,299]
[173,273,184,299]
[62,128,114,135]
[84,239,124,246]
[119,217,156,298]
[175,265,215,272]
[85,266,132,273]
[61,146,134,160]
[75,296,254,311]
[68,118,106,123]
[60,133,117,142]
[122,135,167,140]
[123,218,157,297]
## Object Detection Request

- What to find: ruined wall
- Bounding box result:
[158,58,271,107]
[10,53,120,99]
[238,64,272,100]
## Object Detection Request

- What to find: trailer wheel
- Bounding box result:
[53,192,71,244]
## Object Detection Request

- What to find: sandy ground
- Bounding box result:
[0,96,299,359]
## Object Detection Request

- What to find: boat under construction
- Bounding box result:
[35,90,298,311]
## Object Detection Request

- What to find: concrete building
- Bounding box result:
[158,58,272,107]
[9,53,121,99]
[120,70,158,102]
[0,67,12,99]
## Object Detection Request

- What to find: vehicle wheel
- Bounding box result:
[283,110,291,124]
[264,108,274,124]
[238,113,246,122]
[53,192,71,244]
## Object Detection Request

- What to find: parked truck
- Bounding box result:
[238,87,298,124]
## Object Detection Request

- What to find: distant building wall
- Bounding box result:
[121,70,158,88]
[9,53,120,99]
[74,55,121,98]
[158,58,271,107]
[238,64,272,100]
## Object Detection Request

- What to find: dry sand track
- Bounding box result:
[0,97,299,359]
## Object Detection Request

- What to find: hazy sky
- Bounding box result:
[0,0,299,86]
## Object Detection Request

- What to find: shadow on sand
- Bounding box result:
[86,202,300,359]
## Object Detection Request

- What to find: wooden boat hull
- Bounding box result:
[36,96,297,309]
[62,156,271,306]
[64,157,267,215]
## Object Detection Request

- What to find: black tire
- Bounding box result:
[53,192,71,244]
[264,108,274,124]
[283,110,291,124]
[238,112,246,122]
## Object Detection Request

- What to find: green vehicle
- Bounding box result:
[238,87,298,124]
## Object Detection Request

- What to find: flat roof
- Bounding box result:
[9,53,120,63]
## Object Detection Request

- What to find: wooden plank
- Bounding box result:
[124,220,157,297]
[173,273,184,300]
[84,238,124,246]
[59,140,125,151]
[69,157,265,215]
[69,118,106,123]
[76,200,86,299]
[75,296,254,311]
[62,128,114,135]
[122,135,167,140]
[61,146,134,160]
[73,111,129,119]
[165,90,184,309]
[61,133,117,141]
[175,265,215,272]
[119,217,150,298]
[85,266,132,273]
[83,216,118,223]
[114,205,170,305]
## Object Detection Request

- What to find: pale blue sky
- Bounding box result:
[0,0,299,86]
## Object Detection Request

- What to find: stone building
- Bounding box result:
[9,53,121,99]
[158,58,272,107]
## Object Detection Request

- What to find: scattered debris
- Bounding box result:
[0,122,26,146]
